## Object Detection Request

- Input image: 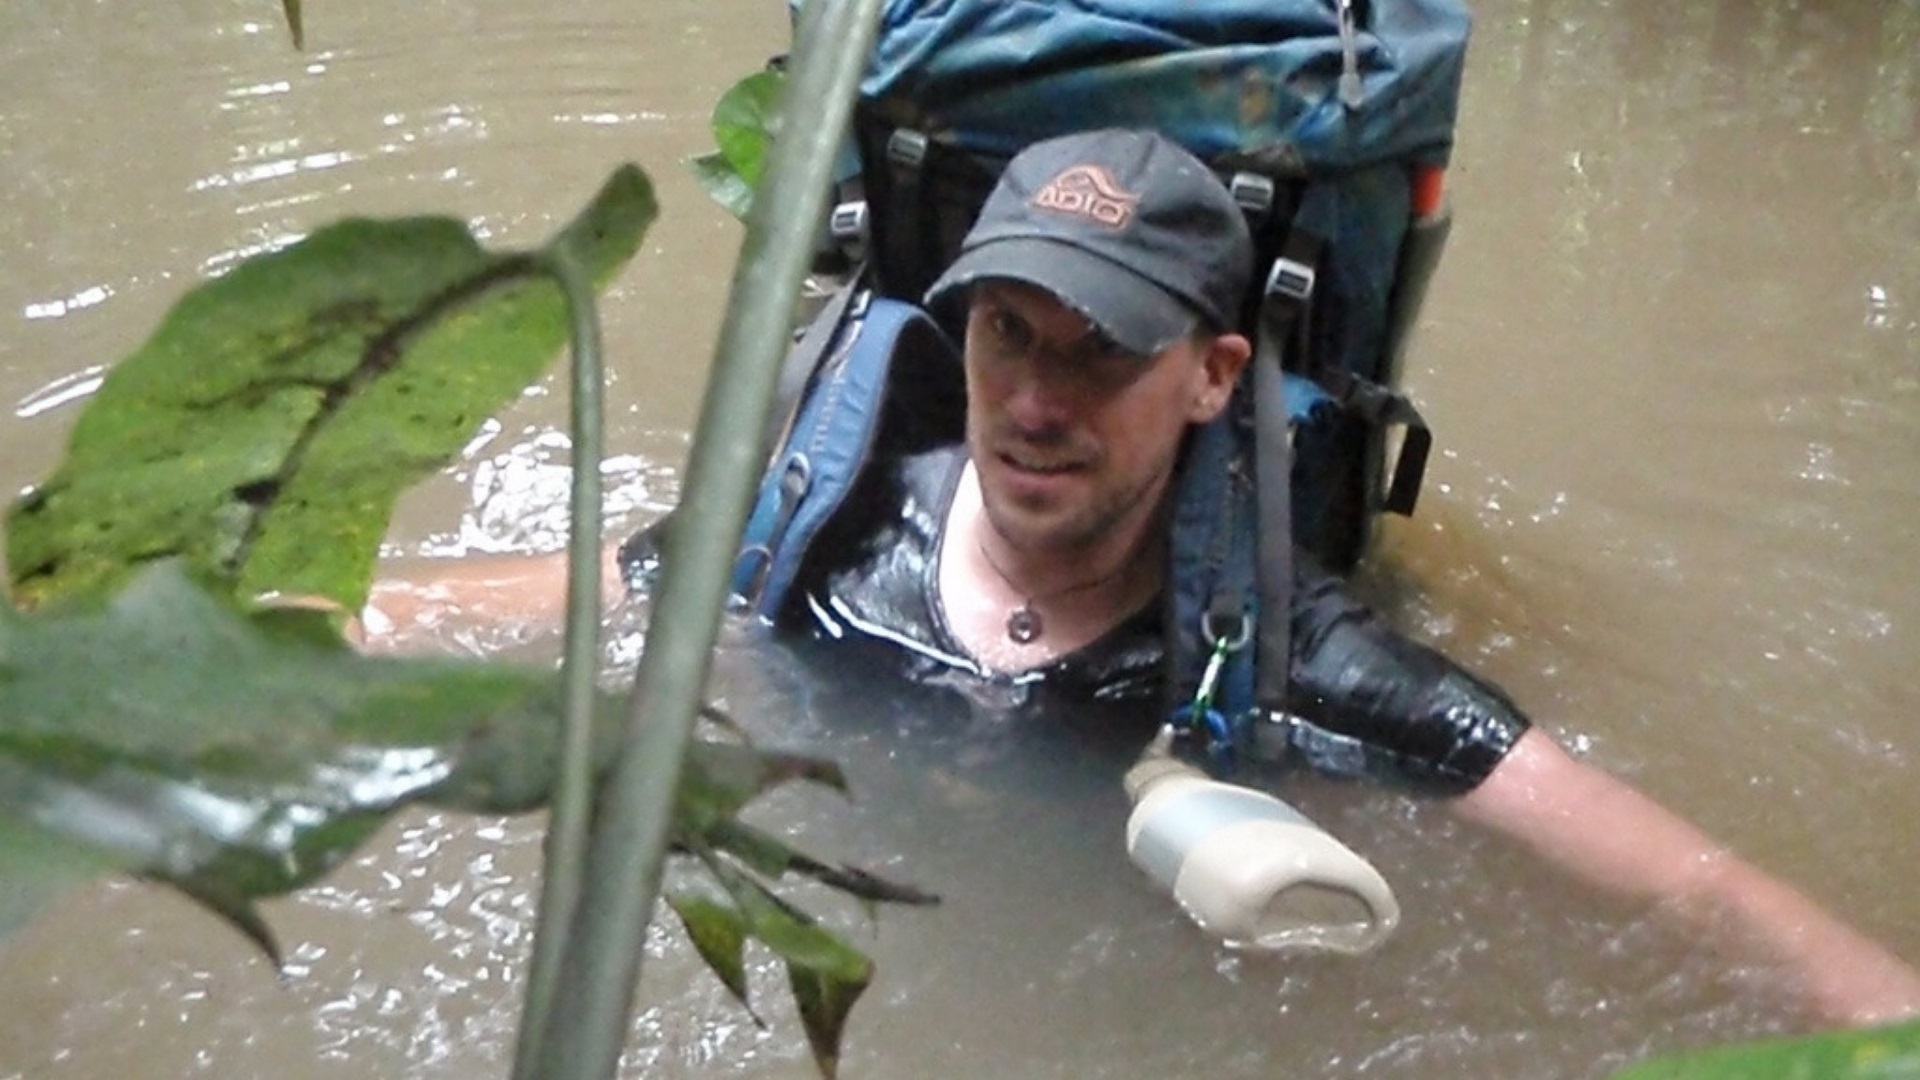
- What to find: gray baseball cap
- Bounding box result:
[925,128,1253,356]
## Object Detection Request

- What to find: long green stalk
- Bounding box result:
[529,1,887,1076]
[511,243,606,1079]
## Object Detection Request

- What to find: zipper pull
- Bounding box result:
[736,453,812,607]
[1337,0,1365,108]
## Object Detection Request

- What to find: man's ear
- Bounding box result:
[1188,332,1252,422]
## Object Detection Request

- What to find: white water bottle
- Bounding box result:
[1124,749,1400,955]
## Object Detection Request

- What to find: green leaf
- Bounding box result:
[0,561,928,992]
[1607,1018,1920,1079]
[665,890,758,1017]
[712,71,784,185]
[788,958,864,1080]
[5,166,655,614]
[677,740,849,831]
[705,818,938,908]
[687,70,785,220]
[705,855,872,1079]
[675,743,939,905]
[673,742,935,908]
[0,563,573,911]
[689,151,757,221]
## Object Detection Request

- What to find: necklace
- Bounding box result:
[975,539,1133,644]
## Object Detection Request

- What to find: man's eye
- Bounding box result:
[987,309,1031,351]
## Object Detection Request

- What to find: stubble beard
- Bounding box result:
[977,446,1176,566]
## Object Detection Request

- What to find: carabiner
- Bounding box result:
[1170,631,1239,748]
[1200,610,1252,653]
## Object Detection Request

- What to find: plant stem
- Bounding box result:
[529,1,886,1076]
[511,243,606,1080]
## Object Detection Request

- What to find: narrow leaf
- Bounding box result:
[706,857,873,1078]
[709,819,939,907]
[678,740,850,829]
[280,0,304,49]
[664,889,759,1018]
[788,960,862,1079]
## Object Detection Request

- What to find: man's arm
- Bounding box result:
[360,543,626,649]
[1454,727,1920,1027]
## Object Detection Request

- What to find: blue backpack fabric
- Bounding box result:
[739,0,1470,760]
[732,294,959,617]
[836,0,1463,561]
[859,0,1467,168]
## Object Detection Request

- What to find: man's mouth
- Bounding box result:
[999,451,1083,475]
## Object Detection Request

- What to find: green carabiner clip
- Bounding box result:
[1170,633,1237,750]
[1191,634,1231,717]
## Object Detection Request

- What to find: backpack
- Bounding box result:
[733,0,1469,762]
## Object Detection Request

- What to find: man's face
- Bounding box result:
[962,280,1248,558]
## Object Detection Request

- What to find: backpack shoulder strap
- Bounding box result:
[759,267,867,467]
[1165,402,1259,770]
[731,291,958,617]
[1165,177,1353,770]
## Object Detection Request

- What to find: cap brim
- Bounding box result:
[924,236,1193,357]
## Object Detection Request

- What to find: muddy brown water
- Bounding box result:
[2,2,1916,1077]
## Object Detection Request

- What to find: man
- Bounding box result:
[368,130,1920,1025]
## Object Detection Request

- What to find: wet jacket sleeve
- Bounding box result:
[1279,560,1531,795]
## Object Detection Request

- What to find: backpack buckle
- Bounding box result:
[829,200,868,240]
[885,128,929,172]
[1228,172,1276,225]
[1265,255,1316,307]
[827,199,869,261]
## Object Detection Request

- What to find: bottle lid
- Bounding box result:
[1123,727,1203,799]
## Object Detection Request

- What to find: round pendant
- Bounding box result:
[1005,605,1043,644]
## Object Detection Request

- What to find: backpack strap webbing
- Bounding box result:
[759,265,869,466]
[1247,183,1337,715]
[1250,337,1296,715]
[1164,179,1335,766]
[878,129,932,303]
[1317,367,1432,516]
[855,119,1006,303]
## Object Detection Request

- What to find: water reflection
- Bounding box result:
[13,365,107,420]
[2,0,1918,1077]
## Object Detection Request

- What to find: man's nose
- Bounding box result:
[1000,355,1078,431]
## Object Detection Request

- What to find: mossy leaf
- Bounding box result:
[5,166,655,615]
